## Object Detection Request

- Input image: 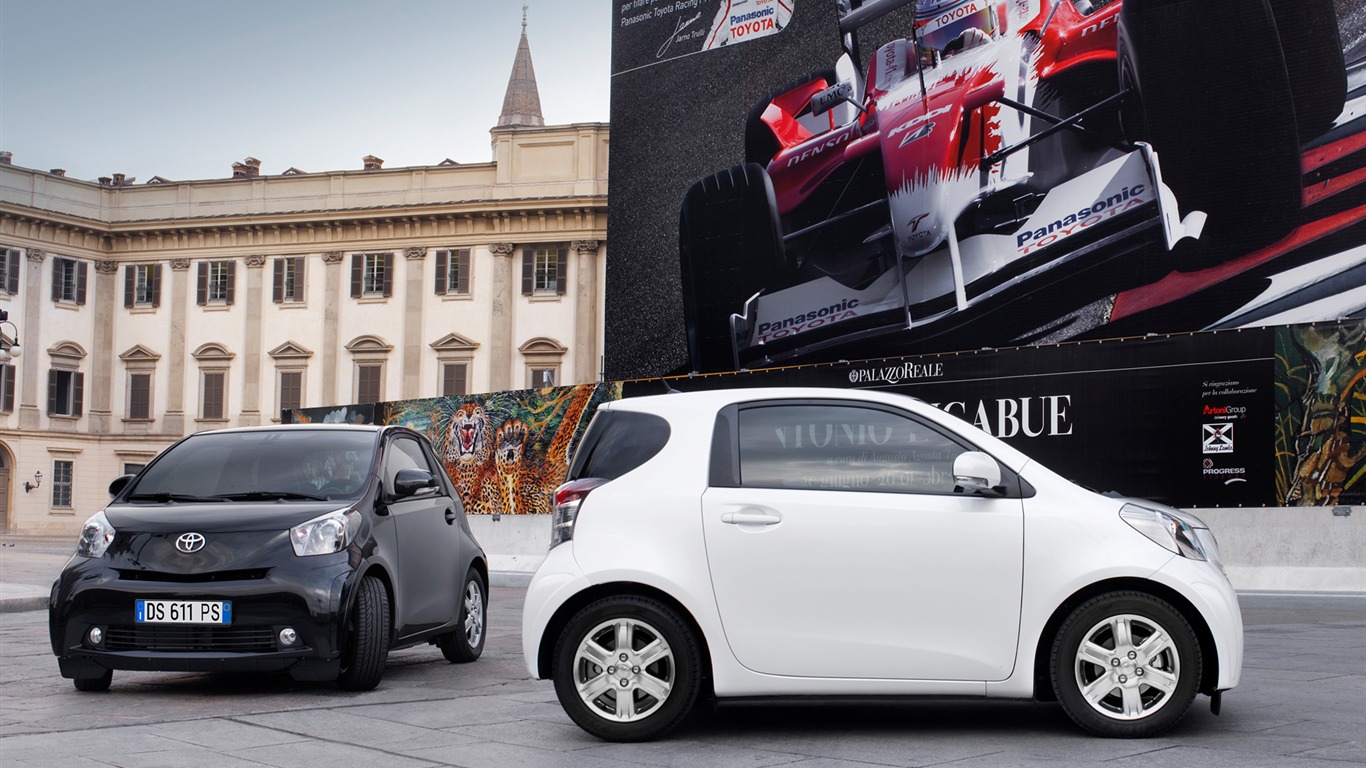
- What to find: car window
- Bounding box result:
[568,410,670,481]
[383,436,438,493]
[131,430,376,499]
[736,403,968,494]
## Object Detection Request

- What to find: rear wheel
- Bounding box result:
[553,596,702,742]
[679,163,787,373]
[1051,592,1202,737]
[438,568,486,663]
[337,575,390,691]
[1119,0,1302,269]
[72,668,112,692]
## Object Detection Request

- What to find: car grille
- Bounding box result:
[104,625,277,652]
[115,569,270,583]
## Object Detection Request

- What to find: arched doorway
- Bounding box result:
[0,443,11,533]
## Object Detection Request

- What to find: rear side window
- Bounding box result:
[568,410,670,481]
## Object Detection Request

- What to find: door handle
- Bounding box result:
[444,507,457,524]
[721,511,782,525]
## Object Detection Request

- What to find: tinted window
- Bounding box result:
[384,436,438,491]
[131,430,377,499]
[737,404,967,494]
[569,410,670,481]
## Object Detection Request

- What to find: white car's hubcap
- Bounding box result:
[573,618,674,722]
[1075,613,1181,720]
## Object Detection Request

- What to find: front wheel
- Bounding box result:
[552,596,702,742]
[72,668,112,692]
[1051,592,1202,737]
[439,568,486,663]
[337,575,391,691]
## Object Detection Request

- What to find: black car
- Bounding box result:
[49,424,488,692]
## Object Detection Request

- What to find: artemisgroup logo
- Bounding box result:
[1202,422,1233,454]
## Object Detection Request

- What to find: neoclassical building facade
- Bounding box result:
[0,29,607,535]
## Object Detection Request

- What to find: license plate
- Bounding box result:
[135,599,232,624]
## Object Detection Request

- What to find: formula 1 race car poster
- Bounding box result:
[604,0,1366,379]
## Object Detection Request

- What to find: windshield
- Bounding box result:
[129,429,378,501]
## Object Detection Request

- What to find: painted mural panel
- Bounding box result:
[1275,321,1366,506]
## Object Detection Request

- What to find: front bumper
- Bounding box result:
[49,553,357,681]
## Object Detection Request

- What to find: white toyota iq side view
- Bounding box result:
[522,387,1242,741]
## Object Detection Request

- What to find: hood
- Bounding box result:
[104,501,347,534]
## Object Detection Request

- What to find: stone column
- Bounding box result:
[402,246,427,399]
[489,242,515,392]
[240,255,265,426]
[321,251,343,407]
[17,249,44,430]
[163,258,190,435]
[87,261,119,434]
[571,240,600,384]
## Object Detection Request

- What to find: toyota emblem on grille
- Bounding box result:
[175,532,206,553]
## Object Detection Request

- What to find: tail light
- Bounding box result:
[550,478,605,549]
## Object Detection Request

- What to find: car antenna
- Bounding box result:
[660,378,683,394]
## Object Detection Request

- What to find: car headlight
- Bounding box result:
[75,511,116,558]
[1119,503,1217,565]
[290,508,359,556]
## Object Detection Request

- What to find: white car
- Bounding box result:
[523,387,1242,741]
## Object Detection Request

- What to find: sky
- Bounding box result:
[0,0,612,183]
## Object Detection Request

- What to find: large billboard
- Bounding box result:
[605,0,1366,379]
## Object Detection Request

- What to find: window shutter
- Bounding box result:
[50,260,61,302]
[350,255,362,298]
[522,249,533,295]
[47,370,57,415]
[151,265,162,307]
[2,365,14,412]
[434,251,448,294]
[6,253,18,294]
[76,261,88,305]
[124,266,134,308]
[225,261,236,305]
[382,253,393,297]
[73,372,84,417]
[196,262,208,306]
[456,250,470,293]
[273,258,284,303]
[556,247,568,295]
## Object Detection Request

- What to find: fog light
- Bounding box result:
[279,627,298,647]
[87,627,103,646]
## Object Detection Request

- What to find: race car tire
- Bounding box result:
[679,163,787,374]
[1118,0,1301,270]
[1271,0,1346,141]
[744,70,838,167]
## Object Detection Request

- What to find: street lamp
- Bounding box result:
[0,308,20,362]
[24,470,42,493]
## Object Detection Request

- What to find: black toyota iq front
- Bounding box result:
[49,424,488,692]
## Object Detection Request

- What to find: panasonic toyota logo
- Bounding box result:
[175,532,206,553]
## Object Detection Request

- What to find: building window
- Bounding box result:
[128,372,152,420]
[202,371,226,420]
[441,363,468,396]
[523,247,567,295]
[273,257,305,303]
[356,364,383,404]
[1,248,19,294]
[0,363,13,412]
[48,369,84,417]
[279,370,303,412]
[51,257,87,305]
[529,367,557,389]
[123,463,145,476]
[350,253,393,298]
[520,337,567,389]
[124,264,162,308]
[435,249,471,295]
[197,261,236,305]
[51,460,73,508]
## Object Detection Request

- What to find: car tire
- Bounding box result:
[1051,591,1202,737]
[72,668,112,692]
[1118,0,1302,270]
[438,568,486,663]
[679,162,787,374]
[552,595,702,742]
[744,70,839,167]
[1272,0,1346,141]
[337,575,391,691]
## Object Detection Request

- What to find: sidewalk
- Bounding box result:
[0,536,72,613]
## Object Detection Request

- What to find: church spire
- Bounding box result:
[497,4,545,127]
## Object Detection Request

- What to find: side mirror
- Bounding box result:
[953,451,1002,495]
[108,474,136,499]
[811,81,865,118]
[391,468,436,499]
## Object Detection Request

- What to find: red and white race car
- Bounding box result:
[679,0,1346,373]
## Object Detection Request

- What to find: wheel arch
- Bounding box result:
[1029,577,1219,702]
[535,581,715,697]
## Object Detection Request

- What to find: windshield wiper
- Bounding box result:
[213,491,330,501]
[126,493,225,503]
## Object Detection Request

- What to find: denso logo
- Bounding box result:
[1015,184,1148,254]
[784,127,857,167]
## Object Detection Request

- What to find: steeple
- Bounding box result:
[497,5,545,127]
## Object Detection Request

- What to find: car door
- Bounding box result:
[701,400,1024,681]
[384,433,465,636]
